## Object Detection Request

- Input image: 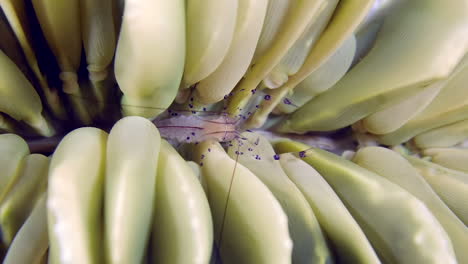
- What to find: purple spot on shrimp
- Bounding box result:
[248,148,253,151]
[168,109,172,113]
[171,112,178,116]
[240,152,244,155]
[273,154,280,160]
[284,98,299,107]
[251,89,256,94]
[201,154,205,159]
[190,97,194,102]
[255,155,261,160]
[246,129,252,132]
[224,95,229,100]
[229,92,233,96]
[192,111,196,114]
[203,107,207,111]
[223,107,227,110]
[235,151,240,155]
[264,94,271,100]
[255,105,260,108]
[188,104,193,108]
[241,137,247,140]
[191,132,196,136]
[208,148,211,152]
[186,137,190,141]
[299,151,306,158]
[200,162,203,167]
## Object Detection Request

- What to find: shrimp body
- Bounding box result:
[154,114,240,143]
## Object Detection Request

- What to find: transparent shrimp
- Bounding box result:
[153,114,241,144]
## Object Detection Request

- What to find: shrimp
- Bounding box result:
[153,114,241,143]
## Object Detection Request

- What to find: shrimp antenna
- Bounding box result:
[67,94,229,116]
[216,141,241,262]
[191,115,236,125]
